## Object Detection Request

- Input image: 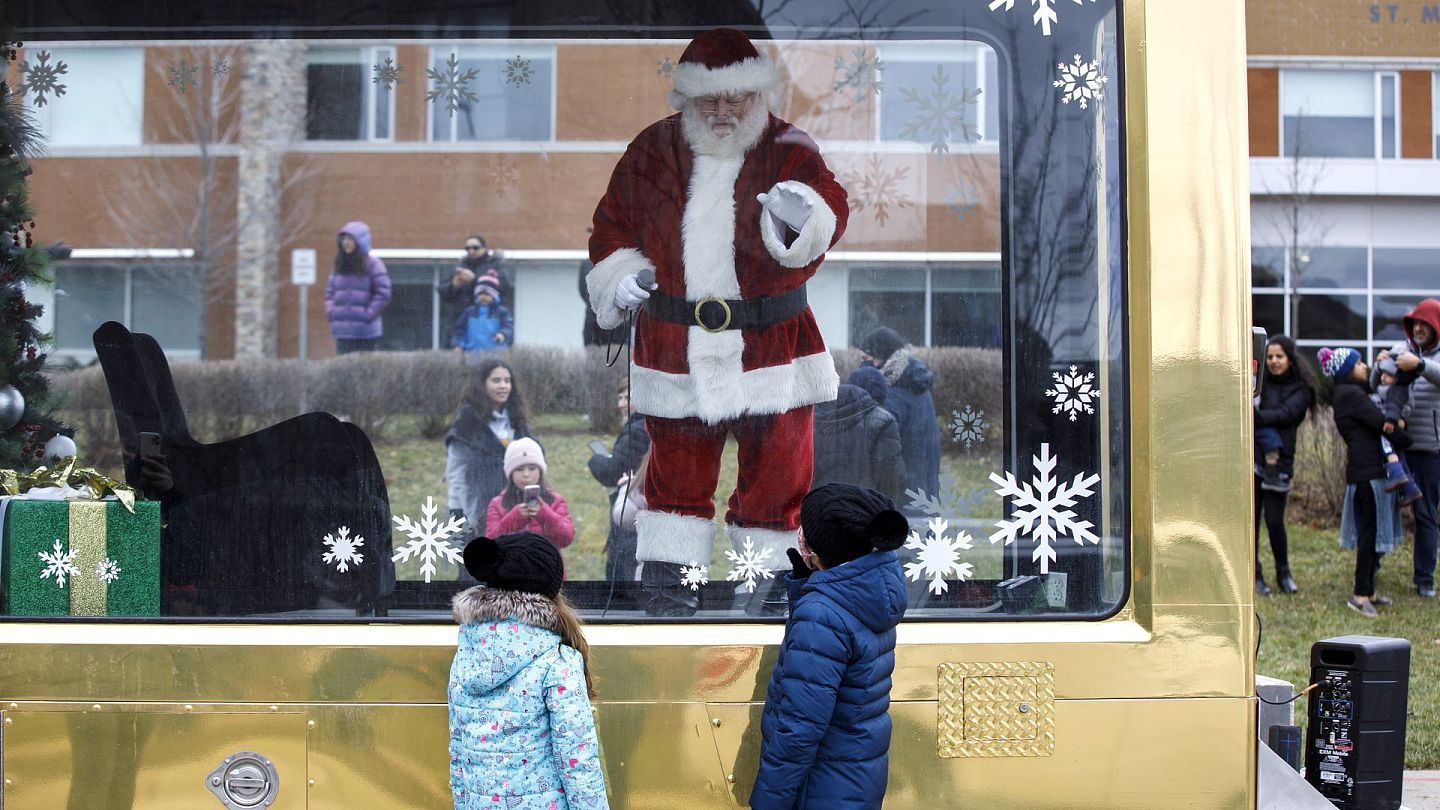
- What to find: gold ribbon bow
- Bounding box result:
[0,456,138,513]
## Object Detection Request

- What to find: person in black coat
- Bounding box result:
[1252,335,1318,595]
[587,380,651,582]
[440,235,513,347]
[812,375,906,503]
[1321,347,1412,617]
[445,358,537,538]
[858,327,941,502]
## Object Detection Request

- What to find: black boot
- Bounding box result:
[732,575,789,618]
[640,562,699,617]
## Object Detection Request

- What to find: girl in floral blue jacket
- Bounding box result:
[450,533,609,809]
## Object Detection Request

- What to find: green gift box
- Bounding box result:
[1,500,161,616]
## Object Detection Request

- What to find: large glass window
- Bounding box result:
[26,47,143,147]
[19,4,1127,622]
[1281,70,1398,159]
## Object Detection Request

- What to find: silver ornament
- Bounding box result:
[0,384,24,430]
[44,434,78,464]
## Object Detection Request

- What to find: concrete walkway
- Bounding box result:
[1408,771,1440,809]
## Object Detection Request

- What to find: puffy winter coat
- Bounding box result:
[587,414,650,488]
[1253,369,1313,476]
[485,488,575,550]
[812,385,906,502]
[751,550,908,810]
[451,302,515,352]
[445,403,536,535]
[1373,298,1440,452]
[877,349,941,498]
[324,221,392,341]
[449,587,608,810]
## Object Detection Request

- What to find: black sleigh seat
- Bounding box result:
[92,321,394,616]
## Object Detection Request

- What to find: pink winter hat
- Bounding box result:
[503,437,547,478]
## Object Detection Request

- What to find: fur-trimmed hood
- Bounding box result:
[453,585,564,633]
[880,346,933,393]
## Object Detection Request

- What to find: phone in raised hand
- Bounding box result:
[523,484,541,509]
[138,432,162,461]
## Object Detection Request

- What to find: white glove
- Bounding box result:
[613,273,652,311]
[757,182,813,232]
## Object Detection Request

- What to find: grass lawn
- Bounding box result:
[1256,522,1440,768]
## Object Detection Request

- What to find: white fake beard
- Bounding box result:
[681,97,769,159]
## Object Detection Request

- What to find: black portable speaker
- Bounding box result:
[1303,635,1410,809]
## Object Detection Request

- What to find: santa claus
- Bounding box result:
[587,28,848,616]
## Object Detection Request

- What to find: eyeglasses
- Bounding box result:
[696,92,755,112]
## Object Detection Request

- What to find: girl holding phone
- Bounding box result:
[485,438,575,553]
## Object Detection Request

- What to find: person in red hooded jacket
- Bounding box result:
[585,28,848,616]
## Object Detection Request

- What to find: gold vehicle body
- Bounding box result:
[0,0,1257,806]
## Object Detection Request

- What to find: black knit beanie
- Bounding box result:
[800,483,910,567]
[858,327,905,364]
[463,532,564,599]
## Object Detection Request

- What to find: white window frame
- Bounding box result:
[305,44,396,143]
[874,42,996,149]
[425,43,558,144]
[26,45,145,148]
[50,252,203,360]
[1376,71,1400,160]
[1278,68,1403,160]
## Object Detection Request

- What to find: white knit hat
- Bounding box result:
[503,437,547,478]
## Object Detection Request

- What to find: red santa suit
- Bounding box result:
[587,30,848,569]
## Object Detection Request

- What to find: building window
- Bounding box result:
[1433,71,1439,158]
[305,46,395,141]
[848,264,1001,347]
[1281,70,1398,159]
[53,264,203,354]
[27,47,144,147]
[878,43,998,146]
[1373,247,1440,290]
[428,45,553,142]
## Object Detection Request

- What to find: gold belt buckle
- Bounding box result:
[693,297,733,332]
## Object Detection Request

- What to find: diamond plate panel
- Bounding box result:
[938,661,1055,758]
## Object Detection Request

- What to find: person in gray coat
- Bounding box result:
[812,370,907,503]
[1372,297,1440,598]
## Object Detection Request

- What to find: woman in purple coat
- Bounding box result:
[324,221,393,354]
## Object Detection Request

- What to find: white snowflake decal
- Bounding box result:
[166,61,200,94]
[903,516,975,595]
[724,537,776,593]
[833,47,884,103]
[211,59,229,78]
[943,179,980,222]
[898,66,980,155]
[18,51,68,107]
[657,57,676,76]
[322,526,367,573]
[38,539,80,589]
[391,497,467,583]
[1045,365,1101,421]
[504,55,533,86]
[96,558,122,584]
[989,443,1101,574]
[907,487,988,519]
[988,0,1097,37]
[840,156,914,227]
[950,405,991,448]
[1054,53,1108,110]
[372,57,403,90]
[427,54,481,117]
[679,562,709,591]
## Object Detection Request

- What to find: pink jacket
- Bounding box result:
[484,489,575,550]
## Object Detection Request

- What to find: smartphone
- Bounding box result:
[138,431,162,461]
[588,439,612,457]
[523,484,541,508]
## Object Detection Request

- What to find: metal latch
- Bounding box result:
[205,751,280,809]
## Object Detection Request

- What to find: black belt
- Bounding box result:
[644,288,808,333]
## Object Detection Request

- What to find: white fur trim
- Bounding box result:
[760,181,838,269]
[683,156,744,298]
[632,350,838,424]
[725,523,796,563]
[636,510,717,565]
[670,56,779,108]
[587,248,655,331]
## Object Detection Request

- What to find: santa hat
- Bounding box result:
[668,28,779,110]
[504,437,547,478]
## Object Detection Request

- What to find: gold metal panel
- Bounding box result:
[2,707,306,809]
[938,662,1055,758]
[706,702,765,808]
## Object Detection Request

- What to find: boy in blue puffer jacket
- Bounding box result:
[450,273,514,356]
[751,483,909,810]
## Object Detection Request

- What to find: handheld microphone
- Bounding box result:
[636,268,657,290]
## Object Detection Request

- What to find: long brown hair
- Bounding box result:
[553,592,596,697]
[460,358,532,436]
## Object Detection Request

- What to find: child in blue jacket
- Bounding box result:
[751,483,909,810]
[451,273,514,354]
[449,532,609,809]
